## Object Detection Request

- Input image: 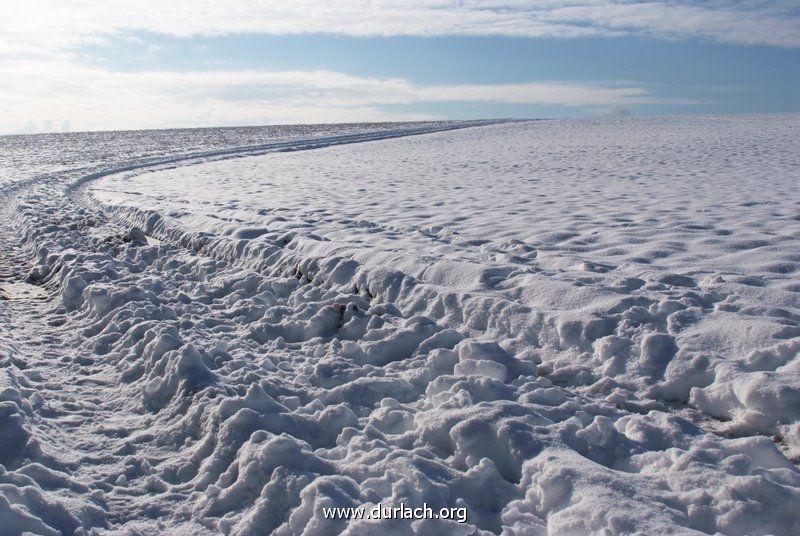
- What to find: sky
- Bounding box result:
[1,1,798,134]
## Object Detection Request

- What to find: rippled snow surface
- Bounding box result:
[2,116,800,535]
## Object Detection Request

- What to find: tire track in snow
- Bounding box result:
[1,121,531,533]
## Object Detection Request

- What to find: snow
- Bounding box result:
[0,115,799,534]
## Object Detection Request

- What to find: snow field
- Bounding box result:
[0,116,799,534]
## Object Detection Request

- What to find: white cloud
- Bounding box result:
[0,59,694,134]
[0,0,798,57]
[0,1,786,132]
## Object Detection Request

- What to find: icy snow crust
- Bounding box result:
[2,116,800,535]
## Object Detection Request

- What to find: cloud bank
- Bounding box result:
[1,0,798,57]
[6,1,784,132]
[0,60,696,134]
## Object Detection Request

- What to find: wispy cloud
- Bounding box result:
[0,59,694,134]
[1,1,798,57]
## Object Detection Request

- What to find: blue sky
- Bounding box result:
[1,1,798,133]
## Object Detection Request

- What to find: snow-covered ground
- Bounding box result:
[1,115,799,534]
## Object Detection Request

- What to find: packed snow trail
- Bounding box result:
[1,121,505,534]
[1,117,800,535]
